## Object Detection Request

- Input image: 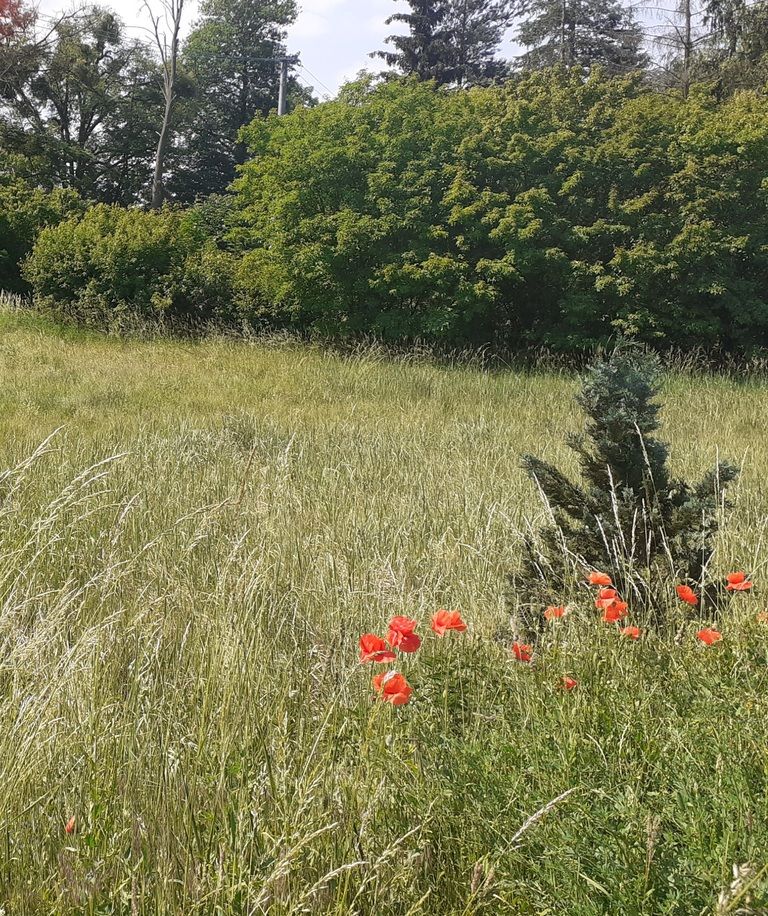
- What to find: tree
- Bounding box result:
[444,0,515,84]
[703,0,745,55]
[103,44,168,204]
[736,0,768,57]
[0,7,163,200]
[0,0,32,42]
[650,0,708,97]
[176,0,304,200]
[0,0,35,118]
[516,0,646,72]
[374,0,515,85]
[688,0,768,93]
[144,0,185,209]
[373,0,454,83]
[512,348,739,637]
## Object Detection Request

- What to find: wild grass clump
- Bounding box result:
[0,313,767,913]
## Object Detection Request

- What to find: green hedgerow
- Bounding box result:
[22,204,240,326]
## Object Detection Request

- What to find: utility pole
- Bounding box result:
[278,58,288,115]
[277,55,298,115]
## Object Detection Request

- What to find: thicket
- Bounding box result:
[0,177,83,292]
[23,205,239,324]
[234,71,768,352]
[11,70,768,352]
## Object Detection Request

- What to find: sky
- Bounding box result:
[288,0,518,98]
[289,0,404,97]
[38,0,520,97]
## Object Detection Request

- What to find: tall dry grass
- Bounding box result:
[0,311,767,913]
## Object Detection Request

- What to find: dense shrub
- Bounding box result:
[23,204,239,324]
[0,178,84,292]
[234,70,768,351]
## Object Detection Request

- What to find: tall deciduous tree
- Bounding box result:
[176,0,304,200]
[0,6,162,200]
[0,0,32,41]
[144,0,184,209]
[516,0,646,72]
[651,0,713,97]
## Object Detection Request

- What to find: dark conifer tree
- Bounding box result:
[374,0,453,82]
[512,348,739,637]
[444,0,514,85]
[516,0,646,73]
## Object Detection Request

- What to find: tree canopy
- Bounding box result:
[374,0,515,84]
[516,0,646,72]
[176,0,306,199]
[232,72,768,351]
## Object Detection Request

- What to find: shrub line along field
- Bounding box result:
[1,310,768,913]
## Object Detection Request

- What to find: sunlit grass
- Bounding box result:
[0,311,767,913]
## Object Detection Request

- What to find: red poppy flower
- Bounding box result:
[359,633,397,664]
[372,671,413,705]
[544,605,567,621]
[676,584,698,607]
[387,616,422,653]
[588,571,613,587]
[726,571,752,592]
[601,600,628,623]
[619,625,642,640]
[697,628,722,646]
[431,609,467,636]
[595,589,621,610]
[64,816,76,835]
[511,642,533,663]
[561,676,578,691]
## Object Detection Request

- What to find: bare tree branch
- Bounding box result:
[142,0,183,209]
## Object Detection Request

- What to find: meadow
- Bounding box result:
[1,307,768,914]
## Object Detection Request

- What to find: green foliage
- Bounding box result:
[234,70,768,351]
[374,0,514,85]
[0,176,83,291]
[0,8,163,202]
[176,0,308,201]
[516,0,646,71]
[22,204,238,323]
[515,348,739,635]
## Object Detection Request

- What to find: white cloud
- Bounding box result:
[296,0,347,12]
[289,12,331,40]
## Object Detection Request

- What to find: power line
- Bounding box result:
[298,64,335,99]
